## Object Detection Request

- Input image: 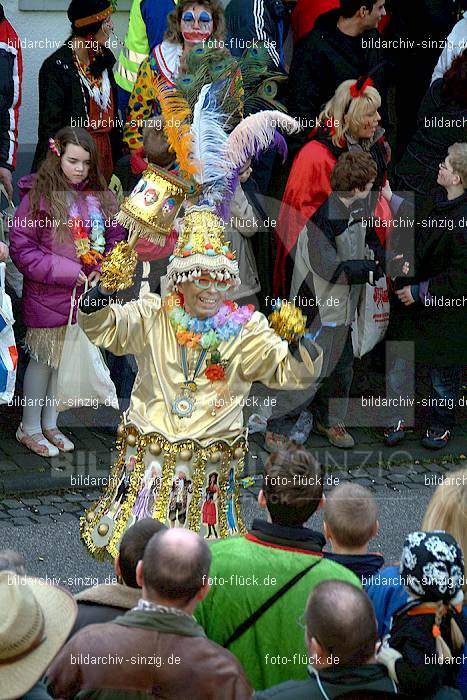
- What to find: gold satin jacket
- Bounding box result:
[78,294,322,446]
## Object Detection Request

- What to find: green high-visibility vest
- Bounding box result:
[115,0,150,94]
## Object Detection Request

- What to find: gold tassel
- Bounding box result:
[116,211,168,246]
[268,301,307,343]
[100,241,138,292]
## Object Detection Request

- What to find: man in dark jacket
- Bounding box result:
[69,518,166,638]
[385,143,467,450]
[287,0,390,132]
[0,3,22,200]
[225,0,291,67]
[47,528,251,699]
[256,579,398,698]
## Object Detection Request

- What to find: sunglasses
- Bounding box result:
[193,277,230,292]
[181,10,213,24]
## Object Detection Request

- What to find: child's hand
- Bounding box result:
[76,270,87,286]
[0,242,9,262]
[88,270,101,286]
[381,179,393,203]
[395,285,415,306]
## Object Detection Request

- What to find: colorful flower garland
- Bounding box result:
[166,292,255,381]
[69,196,106,266]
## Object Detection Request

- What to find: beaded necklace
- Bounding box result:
[69,194,107,266]
[165,292,255,418]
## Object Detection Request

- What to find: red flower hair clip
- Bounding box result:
[48,138,61,157]
[349,77,374,99]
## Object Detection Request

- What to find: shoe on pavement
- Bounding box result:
[384,420,407,447]
[289,410,314,445]
[42,428,75,452]
[315,419,355,449]
[16,424,59,458]
[421,427,451,450]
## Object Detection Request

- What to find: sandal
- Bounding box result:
[16,424,59,458]
[42,428,75,452]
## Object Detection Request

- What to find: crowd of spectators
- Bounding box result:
[0,0,466,697]
[1,451,466,698]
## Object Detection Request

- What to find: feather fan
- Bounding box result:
[153,77,197,178]
[225,111,300,169]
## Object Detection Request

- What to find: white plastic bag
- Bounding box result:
[0,262,17,404]
[352,275,390,358]
[56,284,119,412]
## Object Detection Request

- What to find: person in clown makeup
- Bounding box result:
[123,0,226,151]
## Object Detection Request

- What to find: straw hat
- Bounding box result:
[0,570,77,700]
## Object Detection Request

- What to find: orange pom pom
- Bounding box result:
[432,624,441,638]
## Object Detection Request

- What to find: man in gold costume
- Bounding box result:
[77,202,323,560]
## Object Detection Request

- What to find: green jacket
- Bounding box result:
[195,527,360,691]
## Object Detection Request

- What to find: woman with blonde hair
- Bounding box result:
[124,0,225,150]
[422,470,467,595]
[273,77,393,299]
[367,468,467,698]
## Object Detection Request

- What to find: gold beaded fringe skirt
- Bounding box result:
[80,424,248,561]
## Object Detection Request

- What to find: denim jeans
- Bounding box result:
[312,325,354,427]
[428,366,462,429]
[387,356,461,429]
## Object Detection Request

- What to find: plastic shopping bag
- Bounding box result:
[0,262,18,404]
[56,284,119,412]
[352,275,390,358]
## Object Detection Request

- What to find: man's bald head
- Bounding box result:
[142,529,212,604]
[306,580,377,666]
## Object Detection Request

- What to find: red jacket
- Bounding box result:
[0,9,22,171]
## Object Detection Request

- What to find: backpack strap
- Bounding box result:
[223,558,322,648]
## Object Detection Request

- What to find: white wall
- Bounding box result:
[3,0,130,152]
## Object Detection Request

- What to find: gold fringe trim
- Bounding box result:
[80,425,248,561]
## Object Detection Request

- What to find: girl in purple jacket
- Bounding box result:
[10,127,125,457]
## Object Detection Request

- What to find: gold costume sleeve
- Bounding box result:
[239,312,322,389]
[77,294,162,356]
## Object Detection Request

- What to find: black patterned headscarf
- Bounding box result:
[400,531,464,602]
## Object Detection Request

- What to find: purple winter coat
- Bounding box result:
[9,175,126,328]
